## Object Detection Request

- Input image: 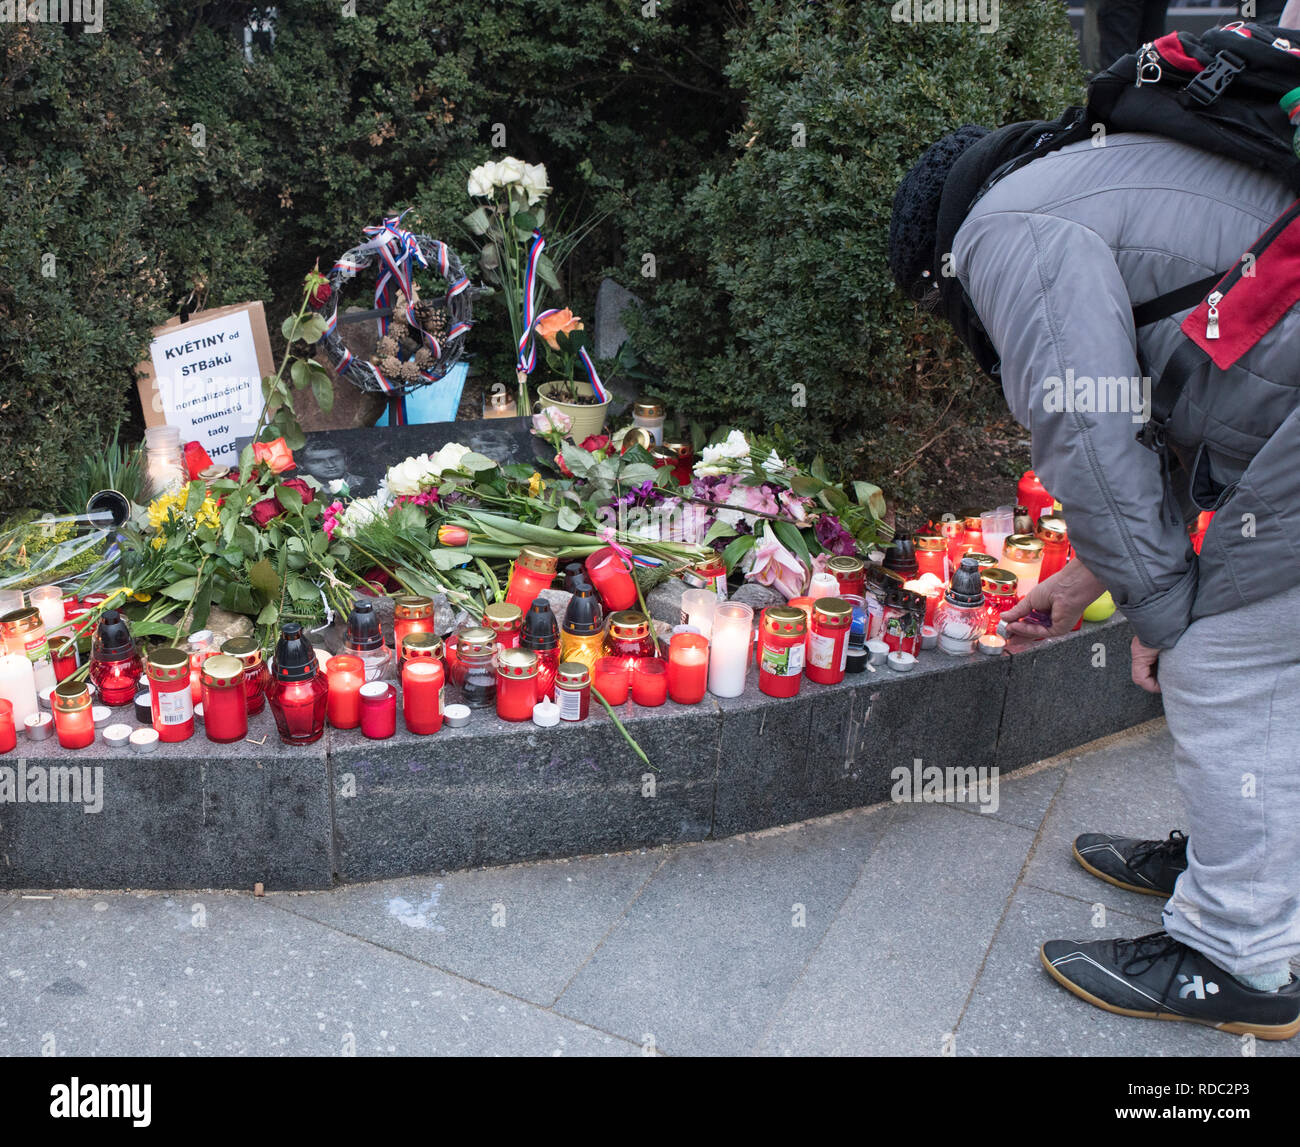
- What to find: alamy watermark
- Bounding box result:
[0,1,103,33]
[0,761,104,814]
[1041,370,1152,425]
[891,757,1000,815]
[891,0,999,34]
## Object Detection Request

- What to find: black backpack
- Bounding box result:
[940,21,1300,453]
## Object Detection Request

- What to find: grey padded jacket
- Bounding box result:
[954,133,1300,650]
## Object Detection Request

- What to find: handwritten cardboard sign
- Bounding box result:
[135,301,274,464]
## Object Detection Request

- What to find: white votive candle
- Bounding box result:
[27,586,65,630]
[0,652,39,727]
[707,602,753,698]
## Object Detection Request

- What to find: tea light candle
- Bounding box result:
[91,705,111,728]
[129,727,160,754]
[707,602,753,698]
[444,703,471,728]
[25,711,53,741]
[593,656,631,706]
[27,585,65,630]
[0,652,39,727]
[865,640,889,666]
[979,634,1007,656]
[667,633,709,704]
[38,685,55,710]
[532,699,560,727]
[103,723,132,748]
[887,651,917,672]
[808,573,839,600]
[921,625,938,650]
[631,658,668,707]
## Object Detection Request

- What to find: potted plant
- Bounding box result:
[533,310,609,440]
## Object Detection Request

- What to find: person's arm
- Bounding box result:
[954,208,1197,649]
[1283,0,1300,29]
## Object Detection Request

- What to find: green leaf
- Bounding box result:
[772,519,813,573]
[617,463,659,486]
[427,547,473,570]
[248,557,280,599]
[514,211,536,231]
[281,421,306,450]
[536,253,560,291]
[281,315,300,342]
[722,533,757,573]
[311,372,334,414]
[462,207,491,235]
[289,576,319,603]
[162,577,197,600]
[169,559,198,577]
[560,443,597,478]
[290,359,311,390]
[788,473,825,498]
[256,602,279,627]
[556,505,582,532]
[298,315,328,344]
[852,480,886,521]
[811,455,829,483]
[702,519,738,546]
[185,480,205,514]
[274,484,303,513]
[191,577,213,632]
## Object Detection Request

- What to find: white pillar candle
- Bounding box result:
[27,585,65,630]
[680,588,718,640]
[808,573,839,600]
[0,653,39,727]
[707,602,753,698]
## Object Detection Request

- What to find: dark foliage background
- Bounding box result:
[0,0,1082,519]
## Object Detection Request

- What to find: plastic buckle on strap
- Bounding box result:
[1136,420,1167,452]
[1184,50,1246,106]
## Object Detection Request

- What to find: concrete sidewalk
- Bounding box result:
[2,719,1297,1057]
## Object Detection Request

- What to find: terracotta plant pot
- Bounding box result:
[536,380,611,442]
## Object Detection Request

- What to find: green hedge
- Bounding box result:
[0,0,1081,519]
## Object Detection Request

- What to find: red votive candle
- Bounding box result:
[326,654,365,730]
[52,680,94,750]
[667,633,708,704]
[359,681,397,739]
[494,649,538,722]
[805,597,852,685]
[0,699,16,754]
[221,637,268,716]
[146,646,195,743]
[631,657,668,707]
[392,594,435,650]
[201,654,248,744]
[504,546,558,614]
[266,622,329,745]
[758,606,807,698]
[584,546,638,611]
[403,658,445,734]
[593,656,631,706]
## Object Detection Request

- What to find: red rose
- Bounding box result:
[580,435,610,453]
[310,282,332,307]
[554,451,573,477]
[250,478,315,527]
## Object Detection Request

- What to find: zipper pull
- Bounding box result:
[1206,291,1222,340]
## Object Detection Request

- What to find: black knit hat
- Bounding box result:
[888,125,991,296]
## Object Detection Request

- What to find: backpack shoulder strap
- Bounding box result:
[1132,272,1227,327]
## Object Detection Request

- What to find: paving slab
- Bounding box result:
[552,808,891,1056]
[946,756,1069,832]
[278,850,662,1006]
[0,893,635,1057]
[1021,722,1182,924]
[757,801,1034,1056]
[956,884,1300,1057]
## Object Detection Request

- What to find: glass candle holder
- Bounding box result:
[914,534,948,582]
[89,610,141,706]
[1,606,56,693]
[585,547,638,612]
[980,568,1019,633]
[0,589,24,618]
[201,654,248,744]
[221,636,268,716]
[806,597,852,685]
[143,425,185,499]
[449,626,497,709]
[758,605,807,698]
[483,602,524,651]
[28,585,65,630]
[359,681,397,739]
[708,602,754,698]
[399,632,444,674]
[146,645,195,743]
[979,510,1015,570]
[392,595,435,650]
[682,555,728,600]
[630,657,668,707]
[1035,514,1071,582]
[403,658,446,734]
[326,654,366,730]
[504,546,558,614]
[494,648,538,722]
[185,631,216,705]
[52,680,94,750]
[1001,535,1045,600]
[344,601,393,684]
[267,623,329,745]
[679,589,718,640]
[0,699,16,754]
[605,611,656,660]
[825,556,866,600]
[631,400,665,445]
[666,633,708,704]
[592,656,631,706]
[554,662,591,722]
[807,573,840,601]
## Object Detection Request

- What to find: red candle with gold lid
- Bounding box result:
[147,645,195,742]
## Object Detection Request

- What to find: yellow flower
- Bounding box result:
[132,592,152,602]
[528,472,543,497]
[146,484,220,536]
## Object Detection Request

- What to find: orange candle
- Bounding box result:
[326,654,365,729]
[667,633,708,704]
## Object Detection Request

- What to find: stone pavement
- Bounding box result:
[2,718,1297,1057]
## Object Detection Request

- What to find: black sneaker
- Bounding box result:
[1040,931,1300,1040]
[1073,830,1188,897]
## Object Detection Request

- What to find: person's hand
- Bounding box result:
[1130,636,1161,694]
[1001,558,1107,640]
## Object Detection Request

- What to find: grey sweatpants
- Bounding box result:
[1159,582,1300,974]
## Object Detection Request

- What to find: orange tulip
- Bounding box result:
[437,524,470,547]
[534,308,584,351]
[253,437,295,474]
